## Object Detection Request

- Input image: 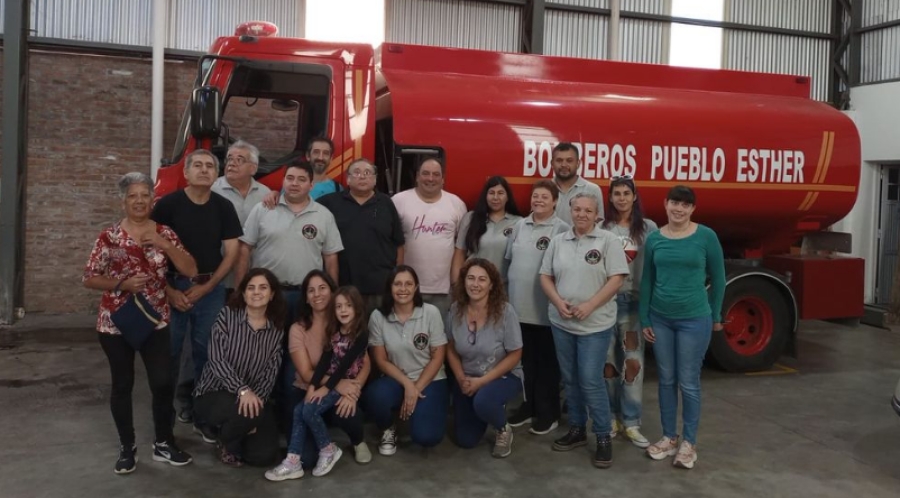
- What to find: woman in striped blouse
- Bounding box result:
[193,268,287,467]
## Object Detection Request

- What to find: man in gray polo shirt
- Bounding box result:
[236,161,343,322]
[552,142,604,226]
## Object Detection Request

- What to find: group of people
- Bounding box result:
[83,137,726,479]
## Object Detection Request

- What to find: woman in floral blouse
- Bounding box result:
[83,172,198,475]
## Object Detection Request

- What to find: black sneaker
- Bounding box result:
[529,419,559,435]
[508,410,533,428]
[593,434,613,468]
[193,424,217,444]
[152,440,193,466]
[114,444,137,474]
[552,426,587,451]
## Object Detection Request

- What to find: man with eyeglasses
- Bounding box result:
[551,142,604,226]
[318,159,405,315]
[391,157,467,314]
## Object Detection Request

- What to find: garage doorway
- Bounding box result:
[876,165,900,304]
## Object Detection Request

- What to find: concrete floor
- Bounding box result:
[1,316,899,498]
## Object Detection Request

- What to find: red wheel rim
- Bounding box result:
[724,297,774,356]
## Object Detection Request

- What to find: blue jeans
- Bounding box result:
[168,278,225,384]
[650,312,713,445]
[551,325,613,436]
[362,376,448,448]
[287,390,342,455]
[452,375,522,448]
[606,293,644,427]
[278,290,304,430]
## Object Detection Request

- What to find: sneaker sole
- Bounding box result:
[312,448,342,477]
[378,445,397,456]
[529,421,559,435]
[592,459,613,469]
[552,440,587,452]
[508,417,532,428]
[114,456,138,475]
[192,427,216,445]
[265,469,304,481]
[152,454,193,466]
[647,448,678,461]
[673,456,697,469]
[629,439,651,449]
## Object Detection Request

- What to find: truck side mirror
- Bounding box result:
[190,86,222,139]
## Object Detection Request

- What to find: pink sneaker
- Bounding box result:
[646,436,679,461]
[673,441,697,469]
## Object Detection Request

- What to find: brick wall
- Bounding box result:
[0,48,297,314]
[13,51,191,313]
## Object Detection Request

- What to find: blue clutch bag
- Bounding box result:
[111,293,162,350]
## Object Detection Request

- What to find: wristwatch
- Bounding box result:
[239,388,249,397]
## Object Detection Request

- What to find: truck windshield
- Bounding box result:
[218,63,331,175]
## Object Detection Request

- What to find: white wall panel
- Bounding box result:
[723,32,829,101]
[385,0,520,52]
[862,0,900,27]
[544,8,608,59]
[169,0,303,52]
[620,17,667,63]
[725,0,831,33]
[861,26,900,83]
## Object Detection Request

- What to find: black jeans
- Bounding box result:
[98,328,175,448]
[519,323,561,424]
[291,387,365,469]
[194,390,280,467]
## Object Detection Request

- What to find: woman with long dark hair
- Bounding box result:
[451,176,521,283]
[362,265,449,455]
[193,268,287,468]
[446,258,523,458]
[640,185,725,469]
[287,270,372,468]
[601,176,658,449]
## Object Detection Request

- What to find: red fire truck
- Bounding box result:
[156,21,863,372]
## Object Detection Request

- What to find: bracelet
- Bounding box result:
[113,280,124,293]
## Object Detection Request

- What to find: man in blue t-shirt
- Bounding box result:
[307,136,342,199]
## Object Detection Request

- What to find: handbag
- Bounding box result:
[111,292,162,350]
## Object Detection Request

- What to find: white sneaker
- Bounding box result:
[624,426,650,448]
[610,419,623,438]
[264,457,304,481]
[673,441,697,469]
[354,442,372,464]
[379,427,397,456]
[646,436,679,461]
[312,445,342,477]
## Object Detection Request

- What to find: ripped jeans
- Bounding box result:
[605,293,644,428]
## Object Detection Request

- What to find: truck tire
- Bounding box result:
[708,277,791,372]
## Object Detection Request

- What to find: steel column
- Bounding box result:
[522,0,545,54]
[0,0,30,325]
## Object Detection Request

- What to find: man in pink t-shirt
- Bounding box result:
[391,158,467,312]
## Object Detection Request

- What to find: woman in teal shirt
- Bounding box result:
[639,185,725,470]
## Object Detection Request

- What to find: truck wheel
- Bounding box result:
[708,277,791,372]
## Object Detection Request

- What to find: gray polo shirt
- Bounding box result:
[504,214,570,326]
[539,226,629,334]
[604,220,658,297]
[455,211,521,273]
[554,177,604,226]
[211,177,272,225]
[368,303,448,382]
[240,196,343,286]
[212,177,272,288]
[445,302,523,381]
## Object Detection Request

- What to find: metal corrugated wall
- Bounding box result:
[169,0,303,51]
[544,0,668,63]
[723,0,831,101]
[0,0,303,51]
[384,0,521,52]
[861,0,900,83]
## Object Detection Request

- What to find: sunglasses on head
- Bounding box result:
[610,174,634,185]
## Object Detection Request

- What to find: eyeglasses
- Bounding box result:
[610,174,634,185]
[348,171,376,179]
[467,320,478,345]
[226,155,250,165]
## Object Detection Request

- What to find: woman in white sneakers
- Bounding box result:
[362,265,449,454]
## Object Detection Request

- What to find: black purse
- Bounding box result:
[111,292,162,350]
